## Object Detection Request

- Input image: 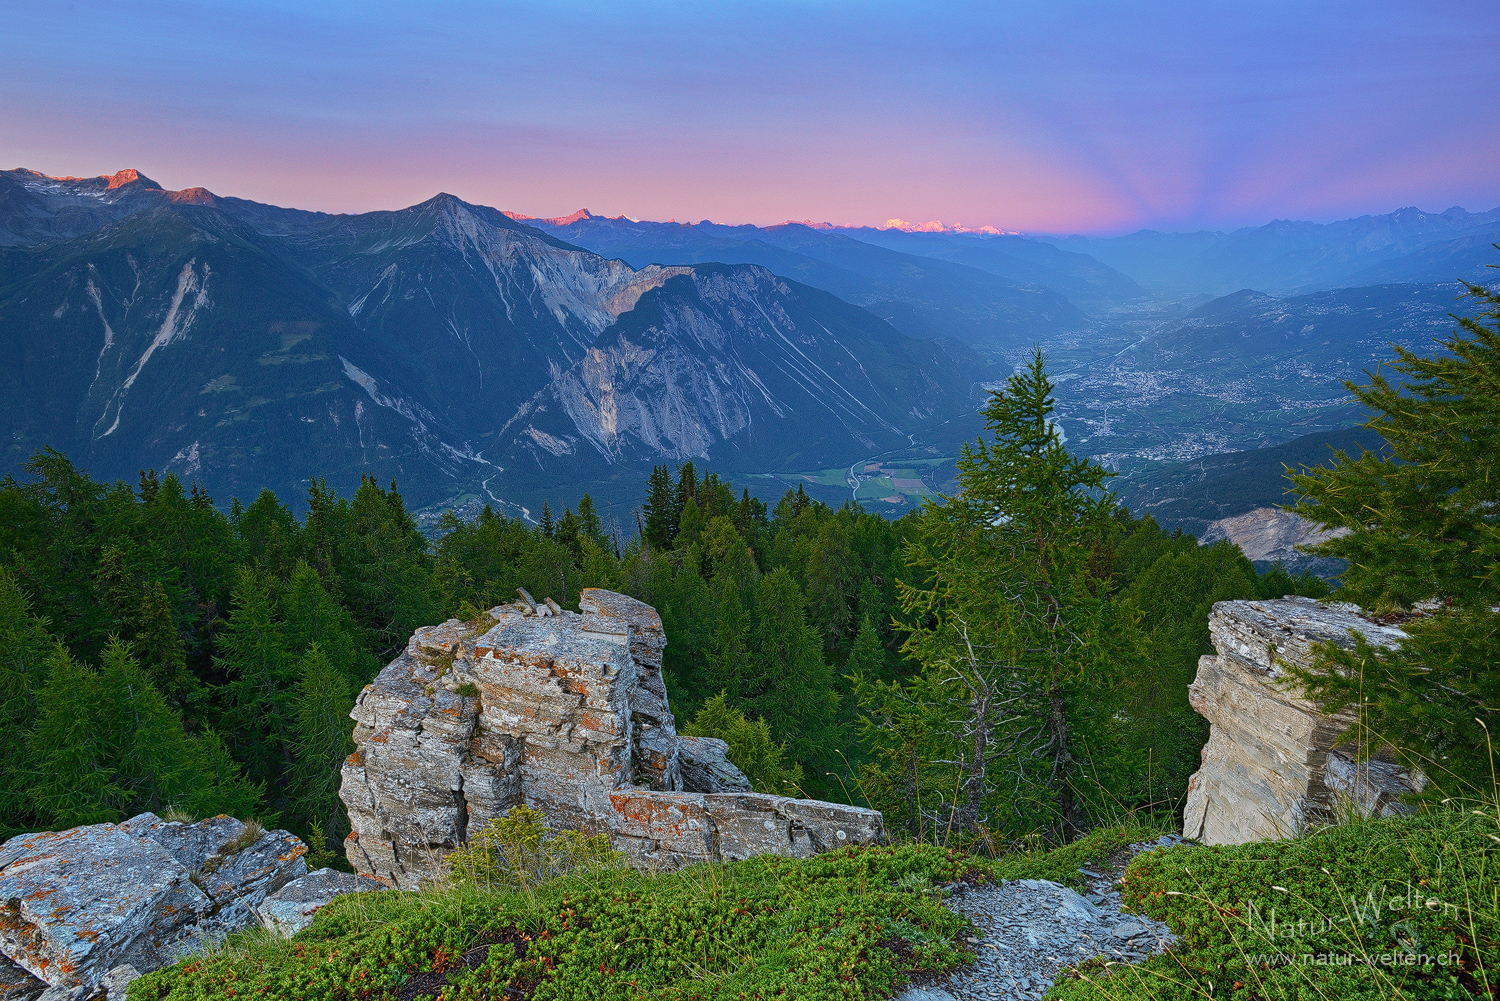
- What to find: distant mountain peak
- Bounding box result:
[104,168,159,190]
[881,217,1015,236]
[503,208,593,226]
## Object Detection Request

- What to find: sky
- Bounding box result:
[3,1,1497,234]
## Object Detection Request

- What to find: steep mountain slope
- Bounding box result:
[1049,206,1500,295]
[227,194,695,434]
[519,212,1087,349]
[0,170,992,512]
[496,265,984,482]
[0,204,485,506]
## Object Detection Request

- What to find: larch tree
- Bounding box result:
[864,349,1126,841]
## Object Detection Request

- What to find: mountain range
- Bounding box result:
[1,166,1493,520]
[0,169,988,513]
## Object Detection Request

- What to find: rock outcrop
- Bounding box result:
[1183,597,1425,844]
[0,814,309,998]
[339,588,883,888]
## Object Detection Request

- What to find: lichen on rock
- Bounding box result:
[338,588,883,888]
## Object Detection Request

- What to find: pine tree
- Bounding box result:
[292,644,354,842]
[282,560,364,685]
[1289,281,1500,793]
[0,568,67,835]
[135,580,189,697]
[576,494,606,547]
[677,497,706,547]
[27,639,260,828]
[26,645,121,827]
[674,461,699,516]
[539,502,555,540]
[843,614,885,680]
[748,568,837,768]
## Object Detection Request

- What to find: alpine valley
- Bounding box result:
[1,167,1493,522]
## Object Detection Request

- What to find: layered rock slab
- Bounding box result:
[340,588,882,888]
[0,814,307,996]
[1183,597,1424,844]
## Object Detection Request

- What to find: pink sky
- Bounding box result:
[3,2,1496,234]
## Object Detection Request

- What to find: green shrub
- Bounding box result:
[445,806,622,900]
[1051,807,1498,1000]
[130,824,1154,1001]
[683,692,803,795]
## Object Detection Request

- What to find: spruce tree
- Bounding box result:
[748,568,837,769]
[135,580,189,697]
[843,614,885,681]
[706,578,752,701]
[1290,282,1500,792]
[576,494,606,547]
[642,465,677,551]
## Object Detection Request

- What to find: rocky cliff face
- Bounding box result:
[339,588,883,888]
[1183,597,1425,844]
[1199,506,1349,569]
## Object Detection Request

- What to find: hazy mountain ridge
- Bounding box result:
[519,212,1095,348]
[1046,205,1500,295]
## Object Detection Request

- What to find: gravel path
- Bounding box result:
[896,835,1185,1001]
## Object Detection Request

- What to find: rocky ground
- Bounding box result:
[897,835,1186,1001]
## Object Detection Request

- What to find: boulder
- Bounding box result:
[0,816,307,996]
[256,869,386,938]
[340,589,883,888]
[1183,597,1424,844]
[676,736,753,793]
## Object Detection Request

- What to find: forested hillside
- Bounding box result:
[0,362,1325,854]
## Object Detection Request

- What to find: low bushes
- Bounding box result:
[1052,807,1498,1001]
[129,822,1156,1000]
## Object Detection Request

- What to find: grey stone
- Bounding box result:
[894,989,958,1001]
[0,816,309,996]
[0,957,46,1001]
[677,736,753,793]
[0,823,207,994]
[340,589,883,889]
[257,868,386,938]
[98,966,139,1001]
[1182,597,1425,844]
